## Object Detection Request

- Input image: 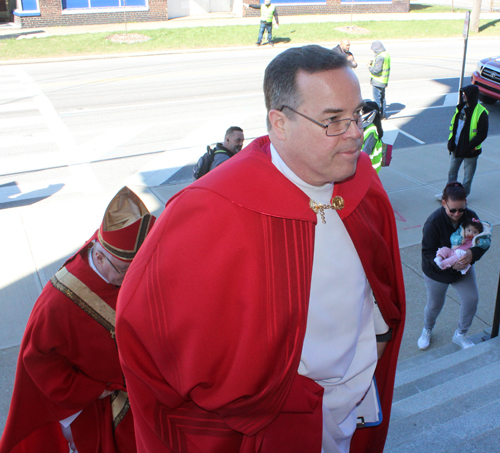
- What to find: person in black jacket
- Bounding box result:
[445,85,489,198]
[419,182,490,351]
[332,39,357,68]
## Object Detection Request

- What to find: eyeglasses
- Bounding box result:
[101,251,128,274]
[445,202,466,214]
[280,105,374,137]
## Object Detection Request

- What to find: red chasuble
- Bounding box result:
[116,136,405,453]
[0,238,136,453]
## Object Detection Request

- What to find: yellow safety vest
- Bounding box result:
[260,4,275,23]
[370,51,391,85]
[363,124,383,173]
[448,103,488,151]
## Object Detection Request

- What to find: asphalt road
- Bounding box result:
[1,37,500,209]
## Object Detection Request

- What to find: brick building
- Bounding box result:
[2,0,409,28]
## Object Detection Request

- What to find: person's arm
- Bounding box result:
[362,134,375,156]
[346,51,358,68]
[245,3,261,9]
[23,316,110,411]
[468,110,489,152]
[422,214,450,273]
[374,301,391,359]
[273,7,279,25]
[210,152,231,170]
[23,287,125,412]
[369,55,384,76]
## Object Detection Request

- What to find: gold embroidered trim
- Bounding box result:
[50,268,131,426]
[309,196,344,224]
[51,267,116,339]
[111,390,130,428]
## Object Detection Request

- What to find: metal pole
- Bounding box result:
[491,270,500,338]
[458,12,470,102]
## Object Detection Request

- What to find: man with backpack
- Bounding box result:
[193,126,245,179]
[211,126,245,171]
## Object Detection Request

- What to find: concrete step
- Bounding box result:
[385,336,500,452]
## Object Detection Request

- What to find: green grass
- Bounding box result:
[1,8,499,61]
[409,2,470,13]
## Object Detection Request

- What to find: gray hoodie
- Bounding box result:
[369,41,389,87]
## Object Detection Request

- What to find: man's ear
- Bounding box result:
[268,109,287,141]
[94,250,104,267]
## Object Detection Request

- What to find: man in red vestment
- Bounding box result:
[0,187,155,453]
[116,46,405,453]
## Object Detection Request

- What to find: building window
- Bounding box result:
[18,0,39,12]
[62,0,146,9]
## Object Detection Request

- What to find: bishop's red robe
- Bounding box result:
[116,136,406,453]
[0,237,136,453]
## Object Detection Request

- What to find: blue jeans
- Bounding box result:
[372,84,386,117]
[448,154,478,196]
[257,22,272,44]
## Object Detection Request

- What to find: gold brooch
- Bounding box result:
[309,196,344,224]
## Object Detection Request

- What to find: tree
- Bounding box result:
[470,0,481,33]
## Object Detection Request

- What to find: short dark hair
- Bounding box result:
[462,218,483,234]
[225,126,243,139]
[263,45,349,130]
[442,181,467,202]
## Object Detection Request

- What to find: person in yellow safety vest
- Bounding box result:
[444,84,488,198]
[368,41,390,119]
[244,0,279,47]
[361,101,384,174]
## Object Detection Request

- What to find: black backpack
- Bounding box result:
[192,145,230,180]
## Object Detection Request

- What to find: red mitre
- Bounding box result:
[97,187,156,262]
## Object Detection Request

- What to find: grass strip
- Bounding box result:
[1,16,500,61]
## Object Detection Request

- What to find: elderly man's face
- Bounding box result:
[280,67,364,186]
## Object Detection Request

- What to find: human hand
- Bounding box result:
[275,23,279,29]
[458,249,473,265]
[243,3,249,8]
[452,250,472,270]
[377,341,388,359]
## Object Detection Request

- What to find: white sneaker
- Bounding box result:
[418,328,432,350]
[435,193,443,201]
[452,330,475,349]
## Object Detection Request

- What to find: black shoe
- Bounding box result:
[256,42,261,46]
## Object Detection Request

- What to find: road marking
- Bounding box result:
[60,92,262,115]
[0,132,54,149]
[5,67,104,195]
[444,93,459,106]
[0,117,47,129]
[0,92,27,100]
[0,102,38,113]
[382,123,425,146]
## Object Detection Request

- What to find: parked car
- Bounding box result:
[471,56,500,104]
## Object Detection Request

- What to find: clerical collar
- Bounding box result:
[270,143,344,223]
